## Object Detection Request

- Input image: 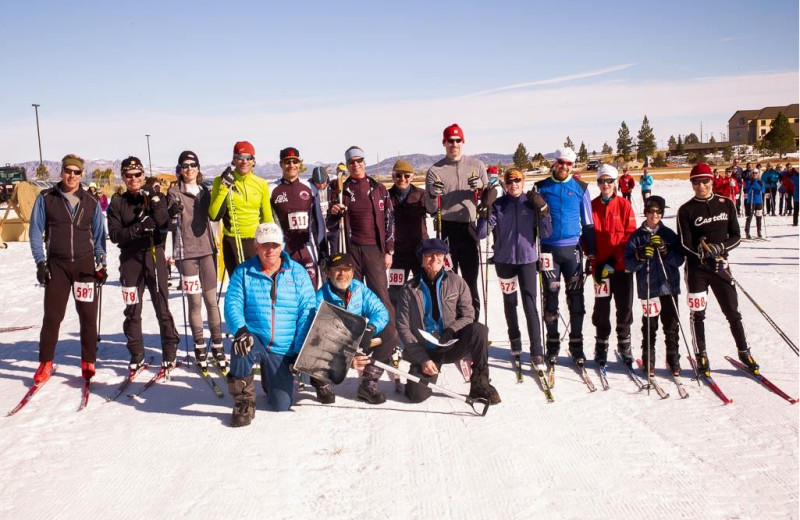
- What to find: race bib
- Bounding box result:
[182,274,202,294]
[287,211,309,231]
[540,253,554,272]
[594,278,611,298]
[687,291,708,311]
[73,281,95,303]
[444,254,453,271]
[641,298,661,317]
[386,268,405,287]
[755,209,763,217]
[121,286,140,305]
[498,276,518,295]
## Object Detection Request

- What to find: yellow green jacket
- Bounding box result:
[209,171,273,238]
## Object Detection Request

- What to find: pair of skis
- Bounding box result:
[688,355,796,405]
[510,352,554,403]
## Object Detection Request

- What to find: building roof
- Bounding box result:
[729,104,799,123]
[729,110,760,123]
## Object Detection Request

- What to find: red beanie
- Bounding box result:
[443,123,464,142]
[689,163,713,180]
[233,141,255,156]
[487,165,499,175]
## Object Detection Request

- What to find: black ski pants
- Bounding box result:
[641,294,680,366]
[766,187,777,215]
[686,265,748,354]
[540,243,585,355]
[592,270,634,343]
[39,256,98,364]
[404,322,489,403]
[494,261,543,357]
[441,220,480,319]
[119,247,180,360]
[222,235,255,277]
[744,202,763,236]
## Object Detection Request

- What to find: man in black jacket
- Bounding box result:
[107,156,179,371]
[677,163,758,374]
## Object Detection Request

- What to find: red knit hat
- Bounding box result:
[487,165,499,175]
[689,163,713,180]
[442,123,464,142]
[233,141,255,156]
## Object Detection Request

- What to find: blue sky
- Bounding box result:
[1,0,797,168]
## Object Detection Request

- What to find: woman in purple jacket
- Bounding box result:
[477,168,552,369]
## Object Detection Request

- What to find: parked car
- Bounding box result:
[587,159,601,171]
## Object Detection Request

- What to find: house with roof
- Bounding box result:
[728,103,799,147]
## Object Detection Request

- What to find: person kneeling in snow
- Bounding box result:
[396,239,500,405]
[224,222,316,427]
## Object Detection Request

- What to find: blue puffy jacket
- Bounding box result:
[743,177,764,205]
[534,175,595,253]
[316,278,388,334]
[477,194,552,264]
[761,169,780,189]
[640,173,654,191]
[624,222,684,300]
[224,251,316,356]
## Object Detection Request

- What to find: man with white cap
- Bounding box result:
[528,147,595,369]
[588,164,637,367]
[223,222,316,427]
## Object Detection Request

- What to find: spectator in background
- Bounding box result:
[640,167,654,203]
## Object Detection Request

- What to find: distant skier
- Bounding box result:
[761,163,780,216]
[639,167,654,203]
[742,168,765,239]
[618,167,635,202]
[29,154,107,384]
[676,163,759,374]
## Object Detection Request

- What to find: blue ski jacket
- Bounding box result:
[477,193,552,265]
[743,177,765,205]
[761,168,780,190]
[534,175,595,254]
[624,222,684,300]
[640,173,654,191]
[316,278,388,335]
[224,250,316,356]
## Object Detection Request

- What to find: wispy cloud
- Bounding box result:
[462,63,637,98]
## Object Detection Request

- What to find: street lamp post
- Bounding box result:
[31,104,43,166]
[145,134,153,176]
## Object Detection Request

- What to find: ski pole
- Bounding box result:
[338,171,348,254]
[471,172,487,324]
[436,192,442,241]
[226,188,244,265]
[370,359,490,416]
[96,284,103,343]
[176,214,191,363]
[700,240,798,356]
[645,255,651,394]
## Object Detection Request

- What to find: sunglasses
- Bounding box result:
[394,173,412,179]
[347,157,365,166]
[691,178,711,185]
[124,171,144,179]
[597,178,615,185]
[62,168,82,176]
[557,159,573,167]
[645,209,664,215]
[234,154,254,161]
[282,159,300,165]
[446,138,463,144]
[179,163,198,170]
[505,177,522,184]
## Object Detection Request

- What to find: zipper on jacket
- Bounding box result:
[267,269,279,351]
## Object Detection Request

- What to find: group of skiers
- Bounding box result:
[25,125,798,425]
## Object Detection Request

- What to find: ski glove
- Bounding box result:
[593,262,615,285]
[36,261,50,286]
[638,245,655,260]
[648,234,666,254]
[232,327,254,357]
[467,174,482,190]
[479,186,498,210]
[137,215,156,236]
[167,198,184,217]
[430,179,445,197]
[699,242,724,260]
[526,191,550,219]
[220,167,236,190]
[358,324,377,352]
[95,264,108,285]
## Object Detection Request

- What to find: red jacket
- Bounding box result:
[591,195,637,271]
[715,176,738,199]
[618,174,635,194]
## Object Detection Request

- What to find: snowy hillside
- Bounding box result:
[0,180,797,519]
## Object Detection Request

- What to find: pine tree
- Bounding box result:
[35,163,49,181]
[578,141,588,162]
[764,112,797,157]
[676,135,685,155]
[616,122,633,161]
[667,135,677,149]
[684,133,699,144]
[564,136,574,149]
[709,135,718,154]
[602,142,613,155]
[513,142,532,170]
[636,115,657,162]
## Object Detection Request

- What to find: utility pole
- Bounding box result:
[31,104,43,166]
[145,134,153,176]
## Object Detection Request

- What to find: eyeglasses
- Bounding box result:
[124,171,144,179]
[505,178,522,184]
[446,138,463,144]
[557,159,573,167]
[597,178,615,185]
[62,168,82,176]
[347,158,365,166]
[283,158,300,165]
[395,173,412,179]
[179,163,198,170]
[691,178,711,185]
[234,154,254,161]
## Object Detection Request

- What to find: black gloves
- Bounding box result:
[358,324,378,351]
[467,175,482,190]
[478,188,497,219]
[699,242,724,260]
[167,198,184,217]
[439,328,455,343]
[36,261,50,286]
[95,264,108,285]
[220,167,235,190]
[232,327,254,357]
[139,215,156,235]
[527,191,550,219]
[593,261,615,285]
[430,179,445,197]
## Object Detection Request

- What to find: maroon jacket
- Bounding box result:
[342,176,395,254]
[388,184,428,256]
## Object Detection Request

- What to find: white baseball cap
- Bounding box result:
[554,147,577,163]
[597,164,619,180]
[255,222,284,245]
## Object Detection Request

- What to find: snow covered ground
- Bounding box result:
[0,180,797,520]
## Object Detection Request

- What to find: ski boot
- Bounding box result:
[357,364,386,404]
[618,337,634,367]
[531,355,547,372]
[81,361,96,381]
[128,352,146,372]
[194,343,208,370]
[231,400,255,427]
[211,342,228,373]
[642,345,656,377]
[316,384,336,404]
[667,349,681,376]
[468,366,501,405]
[594,338,609,367]
[695,350,710,374]
[568,338,585,365]
[738,349,760,374]
[34,361,54,385]
[229,375,256,427]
